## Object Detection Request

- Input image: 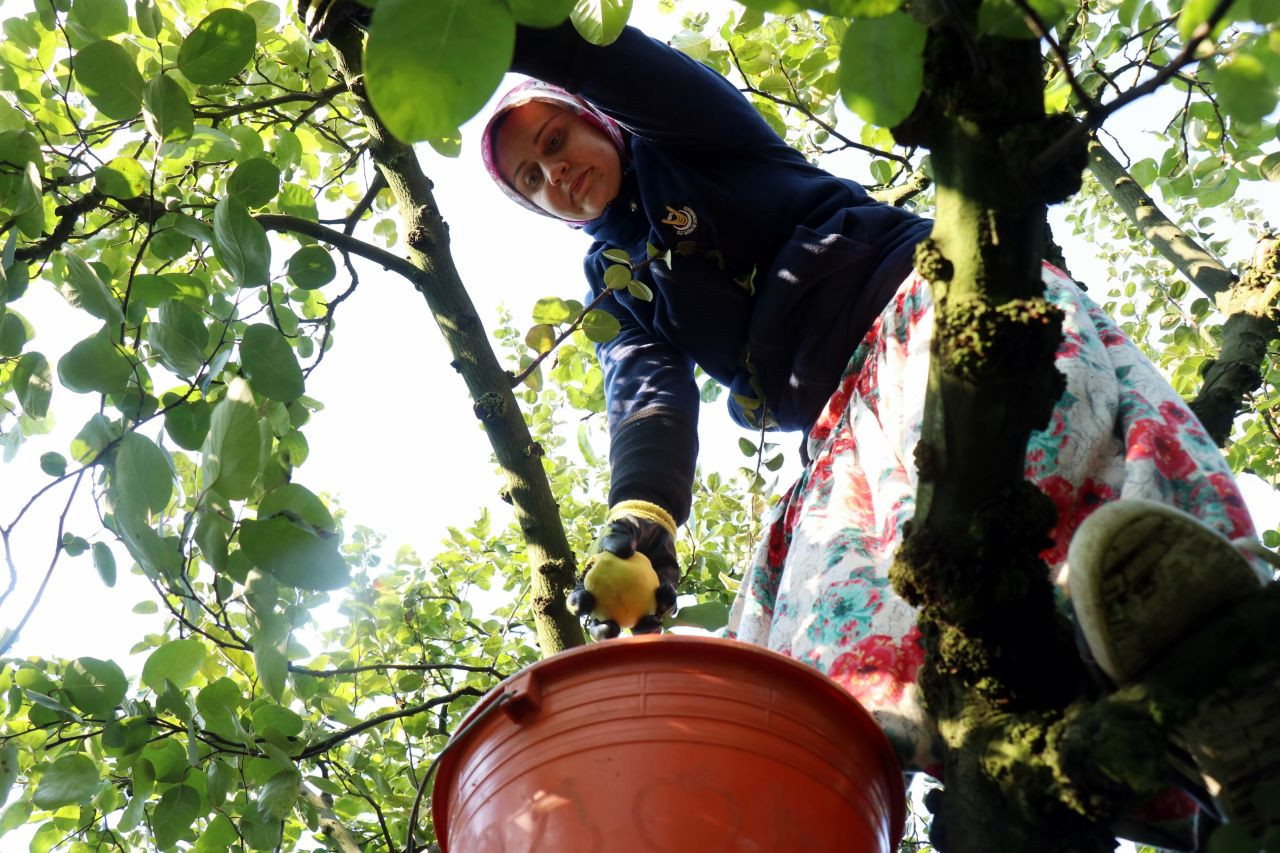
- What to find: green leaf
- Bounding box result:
[196,677,241,725]
[0,743,16,808]
[141,638,206,691]
[136,0,163,39]
[532,296,579,324]
[571,0,633,45]
[1215,54,1277,124]
[71,413,120,464]
[70,0,129,38]
[665,600,730,631]
[627,281,654,301]
[39,452,66,476]
[111,432,173,517]
[206,760,234,809]
[164,399,212,451]
[92,542,117,586]
[14,352,52,418]
[143,74,195,143]
[601,247,632,266]
[73,40,144,120]
[57,329,133,395]
[202,377,263,500]
[257,768,301,820]
[1179,0,1234,39]
[259,484,336,534]
[178,9,258,85]
[509,0,576,26]
[94,157,149,200]
[62,657,128,716]
[252,613,289,702]
[153,785,200,850]
[213,197,271,288]
[32,754,98,810]
[0,312,29,356]
[978,0,1067,37]
[365,0,516,143]
[603,264,632,290]
[525,323,556,354]
[1260,152,1280,181]
[61,253,124,327]
[241,324,304,401]
[252,704,304,738]
[838,13,926,127]
[0,801,32,838]
[148,300,207,377]
[240,516,351,591]
[228,157,282,208]
[286,246,336,290]
[581,309,621,343]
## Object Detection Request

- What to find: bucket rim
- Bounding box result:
[430,634,907,849]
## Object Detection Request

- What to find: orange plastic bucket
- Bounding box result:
[432,635,905,852]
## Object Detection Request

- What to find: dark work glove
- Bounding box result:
[296,0,373,42]
[568,501,681,642]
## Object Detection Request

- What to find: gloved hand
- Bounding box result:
[295,0,373,42]
[568,500,680,642]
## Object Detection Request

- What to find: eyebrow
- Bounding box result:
[513,115,556,193]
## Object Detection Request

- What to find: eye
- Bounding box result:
[547,131,562,150]
[524,168,541,190]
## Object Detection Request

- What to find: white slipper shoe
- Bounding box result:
[1068,499,1279,839]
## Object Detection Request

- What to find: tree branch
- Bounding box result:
[289,661,503,679]
[301,787,364,853]
[1085,138,1235,298]
[193,82,346,121]
[324,25,584,655]
[294,687,483,760]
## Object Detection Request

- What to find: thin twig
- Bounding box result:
[293,687,484,760]
[0,470,86,656]
[726,42,910,165]
[289,661,503,678]
[1035,0,1235,171]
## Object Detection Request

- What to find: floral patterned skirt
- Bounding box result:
[727,264,1254,846]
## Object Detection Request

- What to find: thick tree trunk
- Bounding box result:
[326,27,583,656]
[891,19,1120,853]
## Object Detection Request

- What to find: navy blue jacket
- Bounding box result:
[513,25,931,524]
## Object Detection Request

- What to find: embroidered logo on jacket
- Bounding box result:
[661,205,698,236]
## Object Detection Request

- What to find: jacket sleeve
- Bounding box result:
[512,23,780,150]
[585,251,699,525]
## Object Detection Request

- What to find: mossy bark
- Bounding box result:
[890,19,1124,853]
[327,27,584,657]
[1188,237,1280,445]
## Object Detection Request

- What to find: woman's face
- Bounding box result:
[495,101,622,221]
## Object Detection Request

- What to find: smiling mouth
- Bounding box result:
[571,169,590,205]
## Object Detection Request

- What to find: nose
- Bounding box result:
[544,158,570,187]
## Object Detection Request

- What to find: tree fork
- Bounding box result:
[325,26,583,656]
[890,20,1119,852]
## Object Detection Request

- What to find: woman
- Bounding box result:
[480,21,1276,848]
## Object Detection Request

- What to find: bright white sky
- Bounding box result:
[1,0,1276,671]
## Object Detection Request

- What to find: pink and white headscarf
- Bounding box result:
[480,80,627,226]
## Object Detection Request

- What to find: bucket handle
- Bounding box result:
[407,672,539,852]
[500,669,543,725]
